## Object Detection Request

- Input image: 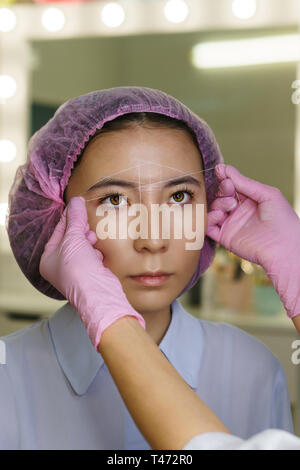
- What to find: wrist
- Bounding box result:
[75,288,146,350]
[98,315,144,353]
[94,310,146,351]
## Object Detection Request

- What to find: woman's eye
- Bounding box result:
[170,190,193,204]
[99,194,127,207]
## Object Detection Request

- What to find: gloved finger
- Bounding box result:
[44,206,67,252]
[221,164,275,203]
[206,224,221,242]
[216,179,236,198]
[207,209,227,227]
[210,196,237,213]
[86,230,97,245]
[94,248,104,262]
[206,210,225,242]
[66,196,88,236]
[214,163,227,181]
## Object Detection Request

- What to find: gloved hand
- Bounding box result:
[207,164,300,319]
[39,196,146,350]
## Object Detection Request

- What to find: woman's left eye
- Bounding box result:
[170,190,194,204]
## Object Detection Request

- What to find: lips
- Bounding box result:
[130,271,171,277]
[129,273,172,287]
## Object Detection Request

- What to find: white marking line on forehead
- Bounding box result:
[81,163,216,195]
[80,166,217,202]
[82,175,204,202]
[84,158,212,186]
[139,161,141,204]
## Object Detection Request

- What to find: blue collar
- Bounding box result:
[48,299,204,396]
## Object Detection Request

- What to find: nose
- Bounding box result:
[132,200,170,253]
[134,236,168,254]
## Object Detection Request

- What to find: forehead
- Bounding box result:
[78,126,203,179]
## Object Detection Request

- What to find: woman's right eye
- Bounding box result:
[98,193,127,208]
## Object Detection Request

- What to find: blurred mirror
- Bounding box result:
[30,25,297,206]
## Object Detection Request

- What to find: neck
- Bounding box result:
[141,304,172,345]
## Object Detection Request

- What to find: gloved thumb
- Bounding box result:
[66,196,89,236]
[43,206,67,252]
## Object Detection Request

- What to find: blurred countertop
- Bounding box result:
[0,291,66,317]
[0,291,296,333]
[182,302,297,333]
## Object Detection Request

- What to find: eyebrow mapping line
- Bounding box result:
[84,175,204,195]
[83,157,216,184]
[83,167,217,194]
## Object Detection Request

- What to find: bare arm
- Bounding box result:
[98,316,230,450]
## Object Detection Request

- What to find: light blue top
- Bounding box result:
[0,299,293,450]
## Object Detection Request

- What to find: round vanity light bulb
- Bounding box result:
[0,139,17,162]
[232,0,256,19]
[41,7,66,32]
[0,75,16,101]
[101,2,125,28]
[164,0,189,24]
[0,8,16,32]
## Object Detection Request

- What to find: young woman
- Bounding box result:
[2,87,293,449]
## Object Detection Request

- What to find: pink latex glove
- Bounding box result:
[39,196,146,350]
[207,164,300,319]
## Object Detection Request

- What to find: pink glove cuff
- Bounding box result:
[279,297,300,320]
[265,250,300,320]
[89,309,146,351]
[287,309,300,320]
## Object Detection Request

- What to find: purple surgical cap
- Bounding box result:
[6,86,223,301]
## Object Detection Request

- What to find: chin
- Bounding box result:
[126,289,174,311]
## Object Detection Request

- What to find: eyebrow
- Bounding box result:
[85,175,202,193]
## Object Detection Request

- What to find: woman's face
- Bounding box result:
[65,126,207,315]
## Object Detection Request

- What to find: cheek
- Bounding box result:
[90,213,137,282]
[94,237,130,273]
[177,202,207,250]
[85,206,118,264]
[94,239,120,275]
[173,237,201,270]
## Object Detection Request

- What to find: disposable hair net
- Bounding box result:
[6,86,224,301]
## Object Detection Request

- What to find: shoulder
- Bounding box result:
[0,325,48,449]
[0,317,53,370]
[0,361,19,449]
[196,317,281,376]
[0,302,70,351]
[177,304,280,371]
[1,318,48,346]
